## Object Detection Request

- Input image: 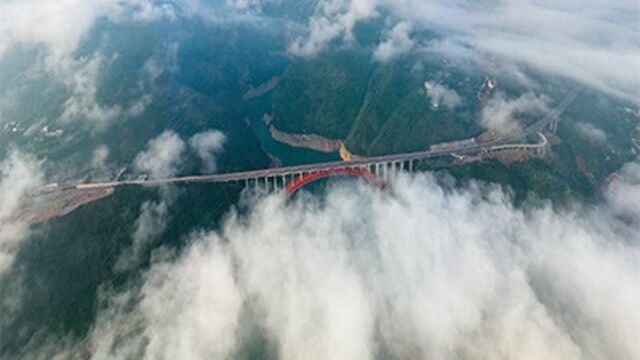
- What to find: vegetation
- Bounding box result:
[271,49,639,201]
[271,50,373,139]
[272,51,480,156]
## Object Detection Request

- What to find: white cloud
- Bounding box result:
[0,1,262,130]
[130,128,227,181]
[289,0,640,103]
[576,122,608,145]
[425,83,462,110]
[177,0,266,24]
[0,0,100,62]
[34,170,640,360]
[58,52,155,128]
[288,0,378,57]
[120,132,189,271]
[189,130,227,174]
[87,240,243,360]
[59,54,122,125]
[606,162,640,220]
[134,130,186,179]
[0,0,175,62]
[123,129,217,273]
[115,200,170,272]
[373,21,414,62]
[480,92,550,135]
[91,145,110,170]
[0,150,43,276]
[0,1,182,132]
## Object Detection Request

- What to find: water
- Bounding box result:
[246,97,341,167]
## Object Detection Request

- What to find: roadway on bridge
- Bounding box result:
[75,87,581,190]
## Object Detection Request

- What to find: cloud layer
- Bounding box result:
[1,2,639,358]
[425,83,462,111]
[480,92,550,135]
[575,122,608,145]
[134,130,187,179]
[133,129,228,180]
[33,170,640,360]
[373,20,414,62]
[289,0,640,103]
[0,0,179,61]
[0,0,262,130]
[0,151,43,276]
[189,130,227,174]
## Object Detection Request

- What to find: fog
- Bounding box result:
[0,151,43,276]
[480,92,550,135]
[24,170,638,360]
[0,2,638,359]
[134,130,187,180]
[290,0,640,104]
[189,130,227,174]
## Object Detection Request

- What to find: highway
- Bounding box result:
[75,87,581,190]
[75,142,500,189]
[523,86,581,136]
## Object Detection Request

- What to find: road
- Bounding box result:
[75,87,581,190]
[75,142,503,189]
[523,86,581,136]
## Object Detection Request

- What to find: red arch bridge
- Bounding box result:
[285,167,387,194]
[240,163,403,194]
[218,161,414,194]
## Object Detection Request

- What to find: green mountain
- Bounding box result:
[271,51,480,156]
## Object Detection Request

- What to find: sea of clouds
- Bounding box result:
[288,0,640,104]
[1,1,639,359]
[2,169,630,360]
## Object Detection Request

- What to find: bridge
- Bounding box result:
[487,132,549,157]
[74,87,580,194]
[285,167,389,194]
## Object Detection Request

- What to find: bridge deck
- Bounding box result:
[75,87,581,190]
[75,146,484,189]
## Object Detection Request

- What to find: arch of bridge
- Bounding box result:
[285,167,387,194]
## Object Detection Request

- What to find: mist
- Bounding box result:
[0,151,43,276]
[289,0,640,104]
[0,2,638,359]
[19,170,637,360]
